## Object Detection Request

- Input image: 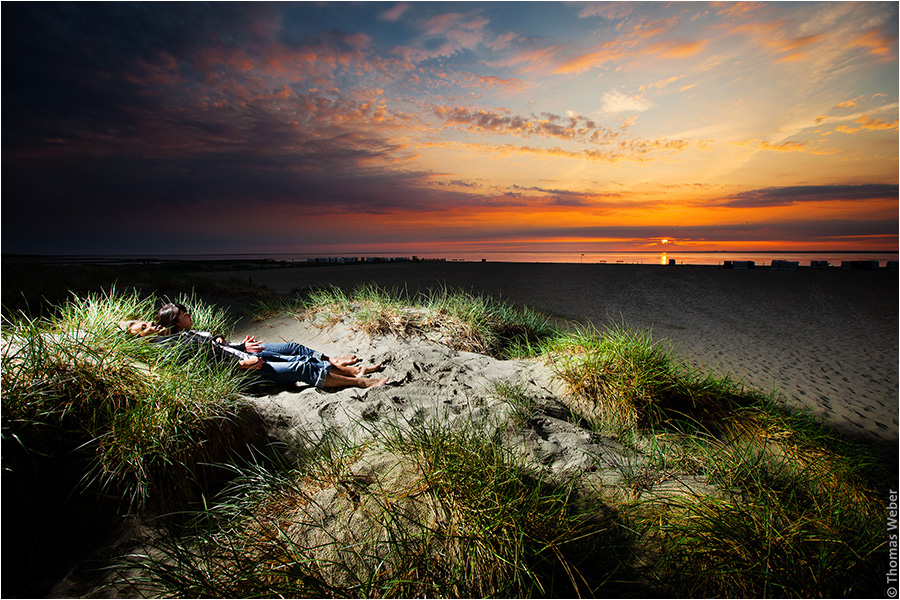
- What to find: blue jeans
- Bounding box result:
[254,342,331,388]
[254,342,325,362]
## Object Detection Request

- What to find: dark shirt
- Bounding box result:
[150,331,242,367]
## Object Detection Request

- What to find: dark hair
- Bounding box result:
[157,302,188,333]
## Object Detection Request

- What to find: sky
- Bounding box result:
[2,1,898,256]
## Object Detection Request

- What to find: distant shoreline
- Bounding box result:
[3,249,898,268]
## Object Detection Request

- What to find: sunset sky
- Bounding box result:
[2,1,898,256]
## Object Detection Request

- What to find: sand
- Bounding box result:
[36,261,896,596]
[229,312,684,498]
[210,261,898,444]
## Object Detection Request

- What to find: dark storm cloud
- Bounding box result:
[715,184,899,208]
[0,2,464,251]
[2,3,265,145]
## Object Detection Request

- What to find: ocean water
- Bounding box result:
[412,250,899,267]
[6,250,899,267]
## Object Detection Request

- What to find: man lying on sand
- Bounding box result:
[157,302,362,371]
[120,317,387,390]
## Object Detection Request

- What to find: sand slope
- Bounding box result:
[209,262,898,443]
[235,314,615,475]
[46,299,883,597]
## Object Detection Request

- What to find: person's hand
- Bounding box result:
[238,356,265,370]
[243,335,265,353]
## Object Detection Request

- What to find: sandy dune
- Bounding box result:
[231,314,681,495]
[208,261,897,443]
[41,265,895,596]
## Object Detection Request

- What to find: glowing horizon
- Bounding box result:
[2,2,897,256]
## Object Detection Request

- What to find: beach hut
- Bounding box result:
[771,260,799,271]
[842,260,879,270]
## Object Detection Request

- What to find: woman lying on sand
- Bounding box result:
[121,316,387,390]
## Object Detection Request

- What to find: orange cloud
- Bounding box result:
[712,2,768,19]
[550,35,703,75]
[728,20,828,62]
[551,43,625,74]
[836,116,900,134]
[851,26,897,58]
[835,98,862,108]
[772,33,826,62]
[733,139,837,156]
[646,39,707,59]
[424,136,690,164]
[640,74,686,93]
[758,140,809,152]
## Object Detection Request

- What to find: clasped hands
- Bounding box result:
[238,335,266,370]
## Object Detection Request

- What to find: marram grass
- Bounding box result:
[1,288,254,510]
[123,419,636,598]
[256,283,560,359]
[1,284,889,598]
[544,323,889,598]
[632,437,885,597]
[546,323,781,435]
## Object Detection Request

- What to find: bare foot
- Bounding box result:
[361,362,384,375]
[341,362,384,377]
[360,377,388,388]
[323,370,387,390]
[330,355,359,367]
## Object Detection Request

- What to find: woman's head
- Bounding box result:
[157,302,193,332]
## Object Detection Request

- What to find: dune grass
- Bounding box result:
[542,322,889,597]
[1,288,254,510]
[544,325,770,436]
[123,417,636,598]
[638,435,886,597]
[254,283,560,359]
[2,283,889,598]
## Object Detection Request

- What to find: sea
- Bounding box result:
[5,251,898,267]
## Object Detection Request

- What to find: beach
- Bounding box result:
[4,258,896,598]
[206,261,899,443]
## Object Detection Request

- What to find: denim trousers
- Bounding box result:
[255,342,331,388]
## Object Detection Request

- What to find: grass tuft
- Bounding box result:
[2,288,254,511]
[125,418,636,598]
[260,284,560,359]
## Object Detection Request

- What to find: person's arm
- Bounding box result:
[242,335,264,353]
[237,355,265,369]
[174,332,243,368]
[225,335,264,353]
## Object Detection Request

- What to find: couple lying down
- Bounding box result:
[121,302,387,390]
